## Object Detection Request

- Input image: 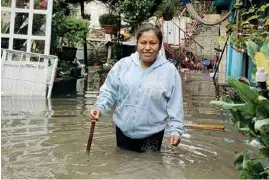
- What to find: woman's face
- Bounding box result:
[137,30,160,63]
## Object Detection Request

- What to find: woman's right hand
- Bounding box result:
[90,108,101,121]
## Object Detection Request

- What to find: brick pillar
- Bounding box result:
[87,66,101,91]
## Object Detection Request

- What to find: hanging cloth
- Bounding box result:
[185,3,232,26]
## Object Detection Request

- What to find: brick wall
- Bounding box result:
[191,24,220,60]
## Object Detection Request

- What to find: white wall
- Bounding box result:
[163,17,192,45]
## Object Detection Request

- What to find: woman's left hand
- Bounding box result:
[169,136,181,146]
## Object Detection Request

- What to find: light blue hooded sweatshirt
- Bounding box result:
[93,52,184,139]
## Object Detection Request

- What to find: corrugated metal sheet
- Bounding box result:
[163,17,191,45]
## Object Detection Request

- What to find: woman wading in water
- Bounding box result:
[90,23,184,152]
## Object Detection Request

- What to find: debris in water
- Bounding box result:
[223,138,235,143]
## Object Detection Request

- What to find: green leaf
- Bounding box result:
[230,110,240,124]
[254,118,269,147]
[240,169,252,179]
[241,111,255,120]
[251,161,265,177]
[241,21,249,25]
[234,151,244,170]
[246,15,259,22]
[250,66,257,83]
[260,39,269,57]
[264,18,269,26]
[260,3,269,12]
[210,101,255,115]
[258,96,269,113]
[255,119,269,131]
[229,110,252,131]
[238,127,250,132]
[246,40,259,60]
[228,77,259,105]
[249,6,256,13]
[242,151,250,169]
[241,9,252,16]
[261,128,269,147]
[259,147,269,158]
[210,101,243,109]
[250,87,261,95]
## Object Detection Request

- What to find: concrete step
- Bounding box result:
[85,91,99,94]
[85,93,98,98]
[184,107,220,115]
[183,96,216,102]
[183,101,216,107]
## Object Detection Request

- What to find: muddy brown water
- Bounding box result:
[1,94,251,179]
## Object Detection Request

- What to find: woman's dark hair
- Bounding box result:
[135,23,163,48]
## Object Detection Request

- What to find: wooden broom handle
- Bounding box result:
[185,124,224,131]
[86,121,96,152]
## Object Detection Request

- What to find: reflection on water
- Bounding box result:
[1,94,250,179]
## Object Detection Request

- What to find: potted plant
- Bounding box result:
[158,0,180,21]
[60,16,89,61]
[39,0,47,9]
[115,0,165,33]
[99,13,119,34]
[225,3,269,52]
[210,77,269,179]
[83,13,91,20]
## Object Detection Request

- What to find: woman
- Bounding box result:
[90,23,184,152]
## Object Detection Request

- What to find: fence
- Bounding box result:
[1,49,58,99]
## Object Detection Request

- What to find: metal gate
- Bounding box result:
[1,49,58,99]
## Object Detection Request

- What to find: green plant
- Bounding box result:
[99,13,118,27]
[1,0,11,7]
[87,41,107,66]
[62,16,89,47]
[226,3,269,50]
[205,2,217,14]
[32,14,46,36]
[115,0,156,32]
[210,77,269,179]
[50,0,74,54]
[157,0,180,17]
[1,21,9,33]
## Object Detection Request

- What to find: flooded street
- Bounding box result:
[1,92,251,179]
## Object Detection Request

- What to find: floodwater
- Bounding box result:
[1,92,251,179]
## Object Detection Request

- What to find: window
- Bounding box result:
[1,0,52,55]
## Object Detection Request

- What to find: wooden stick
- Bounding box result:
[185,124,225,131]
[86,121,96,152]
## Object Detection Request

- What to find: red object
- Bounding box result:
[39,0,47,9]
[103,25,117,35]
[211,57,216,64]
[237,47,243,52]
